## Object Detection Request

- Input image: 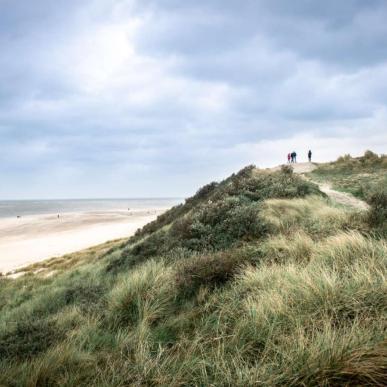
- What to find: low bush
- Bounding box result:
[0,319,63,361]
[364,149,379,158]
[172,199,267,251]
[367,188,387,235]
[337,153,352,163]
[176,250,246,297]
[106,230,169,273]
[130,182,220,245]
[61,282,106,311]
[280,164,293,174]
[115,169,321,269]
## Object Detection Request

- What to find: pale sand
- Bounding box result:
[0,209,165,273]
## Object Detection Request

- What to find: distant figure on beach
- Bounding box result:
[308,150,312,162]
[287,153,291,163]
[291,151,297,163]
[57,214,60,219]
[17,215,21,219]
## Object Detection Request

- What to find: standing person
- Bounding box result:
[287,153,291,163]
[293,151,297,163]
[308,150,312,162]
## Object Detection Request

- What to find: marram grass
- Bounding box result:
[0,161,386,386]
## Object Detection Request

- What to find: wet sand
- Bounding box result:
[0,209,164,273]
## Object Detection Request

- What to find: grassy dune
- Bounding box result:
[0,162,386,386]
[309,150,387,200]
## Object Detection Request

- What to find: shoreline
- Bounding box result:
[0,209,165,274]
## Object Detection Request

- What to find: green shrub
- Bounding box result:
[337,153,352,163]
[130,230,169,260]
[171,199,267,251]
[132,204,183,239]
[0,319,63,361]
[367,188,387,235]
[61,283,106,312]
[185,181,219,205]
[363,149,379,159]
[367,188,387,218]
[116,170,320,266]
[280,164,293,174]
[106,230,169,273]
[130,182,219,245]
[125,165,321,253]
[176,251,245,297]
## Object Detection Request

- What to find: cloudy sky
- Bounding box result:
[1,0,386,199]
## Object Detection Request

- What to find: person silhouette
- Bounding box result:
[308,150,312,162]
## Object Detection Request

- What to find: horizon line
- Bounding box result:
[0,197,184,202]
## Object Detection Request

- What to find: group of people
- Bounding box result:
[287,150,312,163]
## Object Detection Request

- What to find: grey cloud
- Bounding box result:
[134,0,387,67]
[0,0,386,198]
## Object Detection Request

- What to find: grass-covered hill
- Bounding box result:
[0,158,386,386]
[309,150,387,200]
[309,151,387,236]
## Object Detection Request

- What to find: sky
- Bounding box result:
[1,0,386,199]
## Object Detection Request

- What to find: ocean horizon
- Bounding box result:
[0,198,182,219]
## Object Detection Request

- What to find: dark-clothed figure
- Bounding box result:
[292,151,297,163]
[308,150,312,162]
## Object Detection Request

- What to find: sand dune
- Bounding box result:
[0,209,164,273]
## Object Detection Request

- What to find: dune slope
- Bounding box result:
[0,154,386,386]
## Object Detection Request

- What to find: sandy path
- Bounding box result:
[292,163,368,210]
[268,162,369,210]
[317,183,369,210]
[268,162,317,174]
[0,209,165,274]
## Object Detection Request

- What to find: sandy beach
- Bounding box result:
[0,209,165,274]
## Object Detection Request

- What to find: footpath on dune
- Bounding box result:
[269,162,369,210]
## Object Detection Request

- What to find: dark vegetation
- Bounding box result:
[107,166,320,273]
[0,157,386,386]
[0,319,62,361]
[367,188,387,236]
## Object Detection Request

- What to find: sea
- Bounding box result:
[0,198,182,219]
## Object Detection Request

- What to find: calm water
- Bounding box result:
[0,198,182,219]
